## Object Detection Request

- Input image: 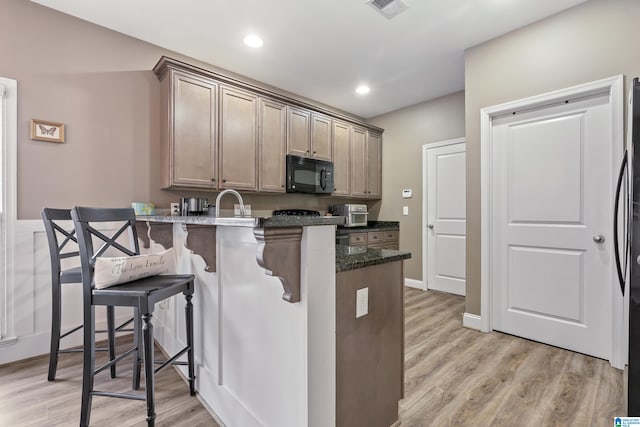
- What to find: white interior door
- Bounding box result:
[491,92,613,359]
[425,140,466,295]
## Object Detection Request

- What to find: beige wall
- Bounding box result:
[2,0,375,219]
[369,92,465,281]
[464,0,640,314]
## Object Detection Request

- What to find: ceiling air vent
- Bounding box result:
[367,0,408,19]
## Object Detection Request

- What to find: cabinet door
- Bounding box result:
[350,126,368,197]
[367,131,382,198]
[219,86,258,190]
[311,113,332,161]
[172,72,217,188]
[287,106,311,157]
[332,120,351,196]
[259,98,287,193]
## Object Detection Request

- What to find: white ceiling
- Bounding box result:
[32,0,588,119]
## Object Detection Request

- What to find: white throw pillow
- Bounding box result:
[93,248,176,289]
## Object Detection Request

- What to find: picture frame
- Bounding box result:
[30,119,65,143]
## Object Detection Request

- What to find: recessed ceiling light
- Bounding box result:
[243,34,263,48]
[355,85,371,95]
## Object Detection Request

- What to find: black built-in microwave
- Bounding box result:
[286,154,334,194]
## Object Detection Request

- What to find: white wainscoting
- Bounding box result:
[0,220,132,365]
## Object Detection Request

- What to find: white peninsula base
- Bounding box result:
[145,222,336,427]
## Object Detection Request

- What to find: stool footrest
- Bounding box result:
[115,317,134,331]
[58,348,83,354]
[91,390,145,401]
[94,346,136,375]
[60,324,83,339]
[154,346,190,374]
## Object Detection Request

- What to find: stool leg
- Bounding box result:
[80,305,96,427]
[185,292,195,396]
[142,312,156,426]
[132,307,141,390]
[106,306,116,378]
[48,278,62,381]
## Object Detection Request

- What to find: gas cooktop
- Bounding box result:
[272,209,321,217]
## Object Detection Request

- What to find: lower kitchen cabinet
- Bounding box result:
[346,228,399,250]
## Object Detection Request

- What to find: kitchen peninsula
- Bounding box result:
[135,214,410,427]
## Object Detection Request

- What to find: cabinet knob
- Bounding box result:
[222,179,227,183]
[313,151,317,154]
[281,184,285,188]
[211,178,216,182]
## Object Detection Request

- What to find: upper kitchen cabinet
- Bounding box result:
[153,57,382,196]
[219,86,258,190]
[159,70,218,189]
[287,106,311,158]
[350,126,368,197]
[287,107,332,161]
[367,131,382,199]
[310,113,332,161]
[350,127,383,199]
[332,119,351,196]
[259,98,287,193]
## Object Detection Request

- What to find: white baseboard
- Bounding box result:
[0,315,131,366]
[404,278,424,290]
[428,281,465,296]
[462,313,483,331]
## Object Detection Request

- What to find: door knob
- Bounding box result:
[428,224,434,229]
[593,235,605,244]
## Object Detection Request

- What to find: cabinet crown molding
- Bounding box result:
[153,56,383,134]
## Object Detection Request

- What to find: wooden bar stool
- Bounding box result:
[71,206,195,427]
[41,208,134,381]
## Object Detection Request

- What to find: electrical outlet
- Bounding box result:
[234,204,251,216]
[356,287,368,318]
[403,206,409,215]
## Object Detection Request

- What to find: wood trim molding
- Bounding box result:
[135,221,174,250]
[185,224,216,273]
[153,56,383,133]
[253,227,303,303]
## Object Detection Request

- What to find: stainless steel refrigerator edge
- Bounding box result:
[616,77,640,415]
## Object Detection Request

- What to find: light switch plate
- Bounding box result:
[356,287,368,318]
[403,206,409,215]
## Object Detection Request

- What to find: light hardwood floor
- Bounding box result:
[0,338,220,427]
[400,288,624,426]
[0,288,625,426]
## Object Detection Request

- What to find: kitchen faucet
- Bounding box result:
[215,189,247,218]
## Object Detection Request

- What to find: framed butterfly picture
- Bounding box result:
[30,119,65,143]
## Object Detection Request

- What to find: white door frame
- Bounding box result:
[0,77,18,343]
[479,75,625,368]
[422,137,466,292]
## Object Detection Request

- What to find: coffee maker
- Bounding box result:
[180,197,209,216]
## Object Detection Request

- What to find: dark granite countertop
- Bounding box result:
[336,220,400,234]
[335,244,411,273]
[137,215,345,228]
